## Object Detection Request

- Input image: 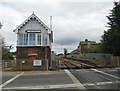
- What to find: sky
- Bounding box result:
[0,0,119,54]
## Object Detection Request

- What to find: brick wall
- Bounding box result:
[16,46,51,71]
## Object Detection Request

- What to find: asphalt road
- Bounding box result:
[70,68,120,90]
[1,68,120,91]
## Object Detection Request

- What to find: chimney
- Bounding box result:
[85,39,88,41]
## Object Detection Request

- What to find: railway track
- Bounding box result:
[60,59,79,69]
[67,57,97,67]
[60,58,97,69]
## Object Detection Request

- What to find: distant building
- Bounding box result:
[13,13,53,70]
[77,39,97,53]
[56,53,64,58]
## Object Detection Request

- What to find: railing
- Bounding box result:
[2,60,16,70]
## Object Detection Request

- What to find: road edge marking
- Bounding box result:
[3,84,76,89]
[3,81,119,90]
[0,72,24,89]
[91,69,120,80]
[64,69,86,89]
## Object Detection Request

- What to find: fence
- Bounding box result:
[51,51,59,70]
[68,53,112,61]
[2,60,16,70]
[67,53,120,67]
[2,58,55,71]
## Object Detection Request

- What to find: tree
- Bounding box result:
[101,2,120,56]
[0,23,15,60]
[1,37,15,60]
[83,44,103,53]
[64,48,68,58]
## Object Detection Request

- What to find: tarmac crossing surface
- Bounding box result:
[1,68,120,91]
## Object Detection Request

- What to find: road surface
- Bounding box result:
[1,68,120,91]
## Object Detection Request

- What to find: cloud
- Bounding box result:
[0,1,114,53]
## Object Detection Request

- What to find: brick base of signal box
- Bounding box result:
[15,46,51,71]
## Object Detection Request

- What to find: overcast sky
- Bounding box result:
[0,0,119,54]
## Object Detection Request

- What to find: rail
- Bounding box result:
[60,58,96,69]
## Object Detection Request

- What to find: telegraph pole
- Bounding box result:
[0,22,3,29]
[0,22,3,47]
[50,16,52,69]
[0,22,3,71]
[0,22,3,46]
[50,16,52,31]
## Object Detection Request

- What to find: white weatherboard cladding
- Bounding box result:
[17,20,50,46]
[14,13,52,47]
[18,20,48,34]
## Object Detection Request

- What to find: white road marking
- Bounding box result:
[91,69,120,80]
[96,82,111,85]
[94,71,111,81]
[3,84,77,89]
[76,69,90,72]
[64,69,86,89]
[108,70,118,72]
[3,81,119,90]
[0,72,24,89]
[83,83,95,86]
[84,81,119,86]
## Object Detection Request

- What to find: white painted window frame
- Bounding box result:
[17,33,49,47]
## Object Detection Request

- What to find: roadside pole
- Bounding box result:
[0,22,3,69]
[45,46,48,71]
[0,22,3,89]
[117,56,120,67]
